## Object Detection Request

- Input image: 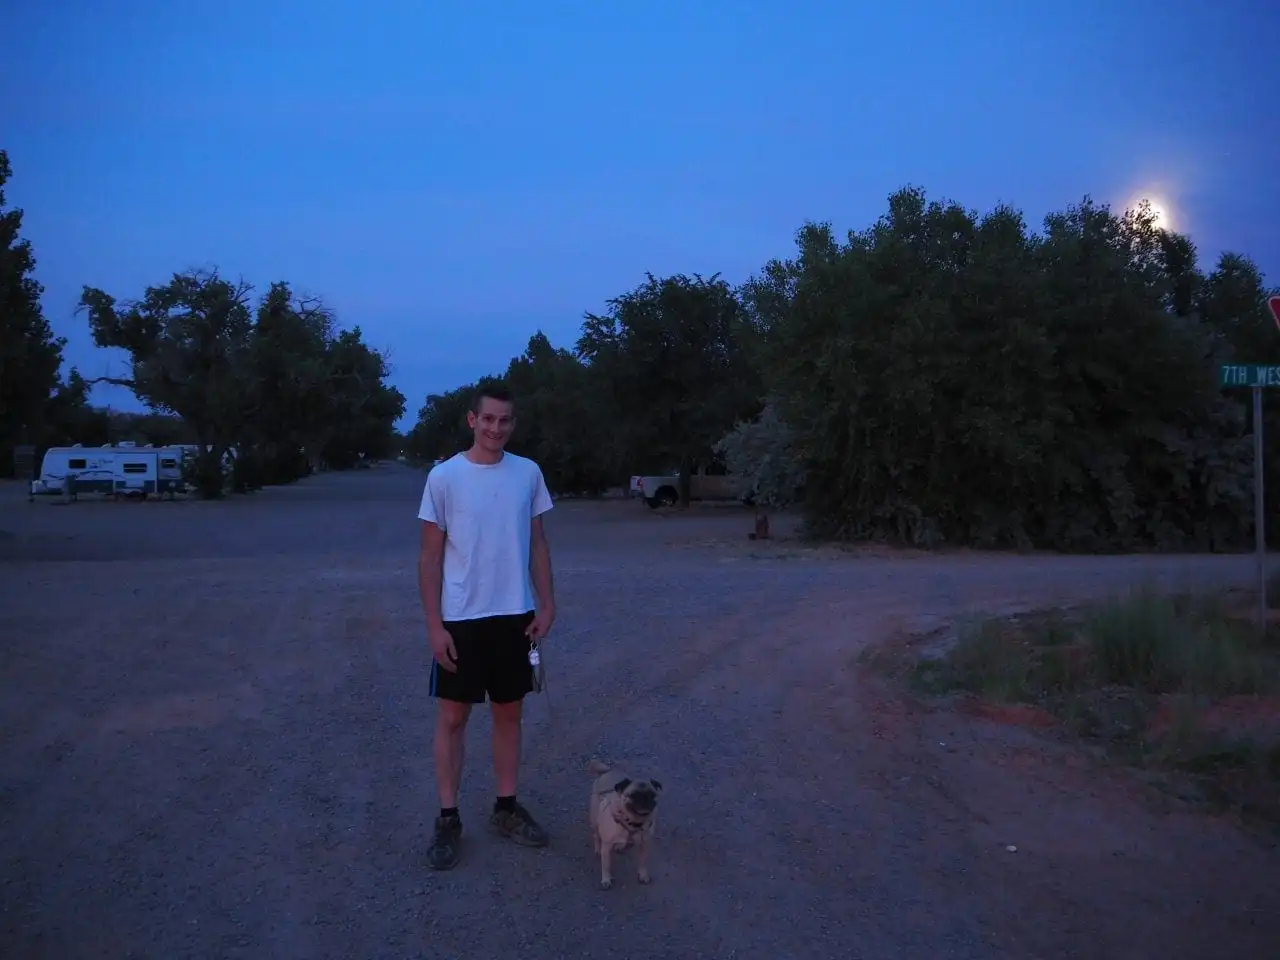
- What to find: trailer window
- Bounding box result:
[68,458,87,470]
[121,462,148,474]
[160,459,177,468]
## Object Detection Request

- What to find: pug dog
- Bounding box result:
[586,758,663,890]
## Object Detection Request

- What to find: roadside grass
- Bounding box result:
[890,585,1280,829]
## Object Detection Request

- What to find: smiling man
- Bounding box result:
[415,381,557,871]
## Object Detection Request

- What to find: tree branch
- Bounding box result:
[84,375,137,389]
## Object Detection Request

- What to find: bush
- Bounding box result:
[713,400,806,510]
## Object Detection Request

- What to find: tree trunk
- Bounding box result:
[678,457,692,507]
[193,439,228,499]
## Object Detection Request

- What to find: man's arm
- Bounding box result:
[529,514,555,617]
[418,520,446,630]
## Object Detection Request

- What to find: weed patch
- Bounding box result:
[891,585,1280,828]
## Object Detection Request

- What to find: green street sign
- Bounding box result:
[1220,364,1280,388]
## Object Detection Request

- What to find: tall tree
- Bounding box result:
[577,272,762,503]
[503,331,618,494]
[405,381,487,465]
[1198,250,1280,539]
[319,327,406,468]
[0,149,79,475]
[746,186,1253,551]
[78,268,257,496]
[239,281,339,486]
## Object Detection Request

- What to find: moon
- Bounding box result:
[1130,193,1174,231]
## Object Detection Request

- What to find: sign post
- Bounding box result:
[1256,383,1267,632]
[1222,302,1280,630]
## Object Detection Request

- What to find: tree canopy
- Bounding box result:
[79,270,406,495]
[9,133,1279,547]
[406,186,1279,553]
[0,149,101,473]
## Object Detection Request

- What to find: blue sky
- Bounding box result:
[3,0,1278,430]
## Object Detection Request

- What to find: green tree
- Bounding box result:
[0,149,91,475]
[503,331,618,493]
[78,269,406,496]
[748,186,1253,551]
[1198,250,1280,543]
[577,272,762,503]
[319,327,406,469]
[79,268,257,496]
[236,281,337,487]
[405,380,486,465]
[41,371,112,450]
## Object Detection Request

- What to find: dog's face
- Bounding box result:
[613,777,662,822]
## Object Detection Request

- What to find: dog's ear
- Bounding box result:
[613,778,632,793]
[651,779,663,792]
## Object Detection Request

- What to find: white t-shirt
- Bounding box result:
[417,451,554,622]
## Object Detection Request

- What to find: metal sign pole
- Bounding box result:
[1255,385,1268,632]
[1221,363,1277,632]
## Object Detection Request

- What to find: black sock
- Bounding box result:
[440,806,459,820]
[494,795,516,812]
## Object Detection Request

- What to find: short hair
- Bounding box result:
[471,380,514,414]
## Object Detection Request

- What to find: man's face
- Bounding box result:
[467,397,516,453]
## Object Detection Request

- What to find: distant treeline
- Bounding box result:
[2,148,406,496]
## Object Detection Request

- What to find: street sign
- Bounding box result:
[1221,359,1275,630]
[1224,296,1280,628]
[1220,364,1280,388]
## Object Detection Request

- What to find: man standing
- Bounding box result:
[416,382,557,871]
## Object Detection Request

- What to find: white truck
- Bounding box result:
[631,466,743,509]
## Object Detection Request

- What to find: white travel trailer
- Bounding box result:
[30,444,190,498]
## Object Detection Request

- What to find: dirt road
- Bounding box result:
[2,467,1277,959]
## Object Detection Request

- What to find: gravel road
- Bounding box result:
[2,466,1278,959]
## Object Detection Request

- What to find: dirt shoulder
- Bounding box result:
[855,584,1280,955]
[2,474,1279,958]
[866,587,1280,829]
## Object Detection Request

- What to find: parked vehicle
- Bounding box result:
[30,443,192,499]
[632,466,744,508]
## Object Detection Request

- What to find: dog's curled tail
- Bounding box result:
[586,758,612,776]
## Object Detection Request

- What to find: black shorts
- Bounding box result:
[428,611,536,704]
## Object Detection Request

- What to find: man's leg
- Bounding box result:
[426,625,480,871]
[490,698,522,799]
[486,611,548,847]
[435,699,471,809]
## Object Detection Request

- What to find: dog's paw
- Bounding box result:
[637,869,651,885]
[599,877,613,891]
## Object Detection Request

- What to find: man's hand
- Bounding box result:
[525,606,556,645]
[428,624,459,672]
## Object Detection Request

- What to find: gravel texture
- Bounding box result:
[1,467,1278,959]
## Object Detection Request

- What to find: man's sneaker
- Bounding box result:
[489,801,549,847]
[426,813,462,870]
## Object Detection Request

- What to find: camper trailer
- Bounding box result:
[30,444,190,499]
